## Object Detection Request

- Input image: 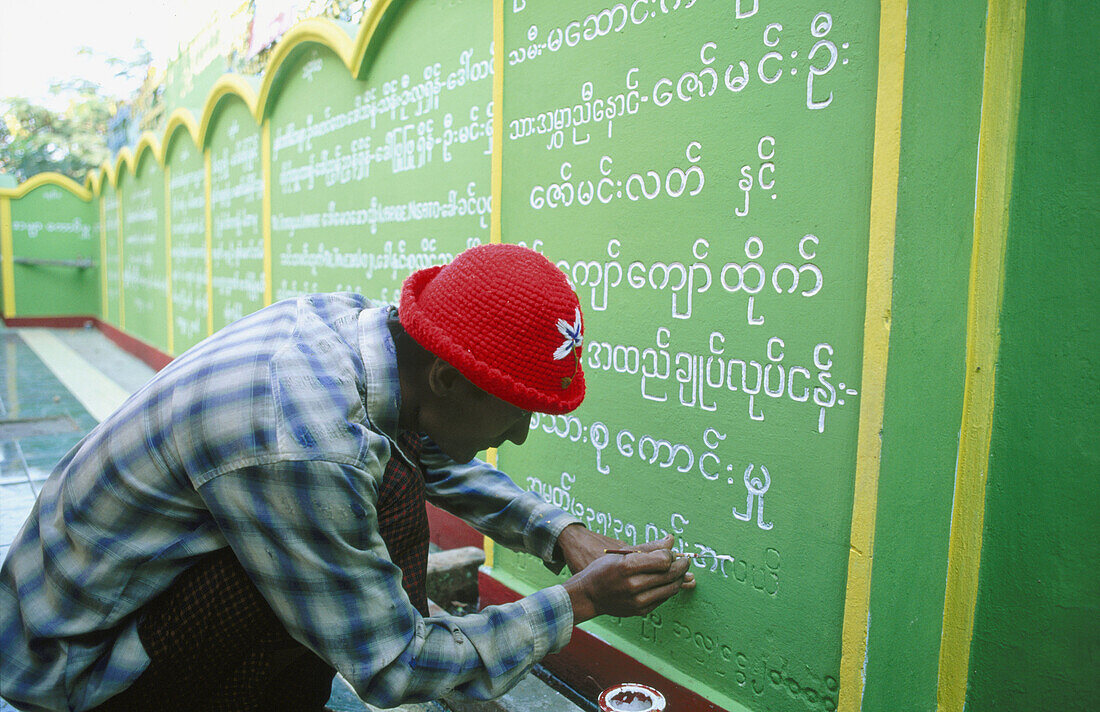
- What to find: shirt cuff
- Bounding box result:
[520,584,574,658]
[522,500,584,565]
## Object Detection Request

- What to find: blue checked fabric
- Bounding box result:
[0,294,579,712]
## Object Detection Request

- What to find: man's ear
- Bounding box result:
[426,358,463,398]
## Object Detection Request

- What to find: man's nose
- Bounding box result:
[507,412,533,446]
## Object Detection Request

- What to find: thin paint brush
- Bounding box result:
[604,548,735,563]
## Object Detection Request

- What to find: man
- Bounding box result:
[0,244,694,711]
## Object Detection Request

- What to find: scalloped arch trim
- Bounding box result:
[4,2,398,201]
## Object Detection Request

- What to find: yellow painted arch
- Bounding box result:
[84,171,101,196]
[113,147,135,186]
[256,18,359,118]
[162,108,202,159]
[133,132,164,174]
[197,74,263,148]
[350,0,397,80]
[11,2,407,200]
[90,160,118,190]
[0,171,92,201]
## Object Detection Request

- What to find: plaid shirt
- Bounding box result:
[0,294,578,712]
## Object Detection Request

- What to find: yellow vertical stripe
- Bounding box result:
[99,196,108,322]
[0,197,14,317]
[165,165,175,354]
[837,1,908,709]
[937,3,1026,710]
[262,121,273,306]
[484,447,498,568]
[117,200,125,329]
[205,149,214,337]
[490,0,504,246]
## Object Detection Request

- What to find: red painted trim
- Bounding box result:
[478,571,726,711]
[427,503,484,550]
[93,320,173,371]
[3,316,174,372]
[3,315,98,329]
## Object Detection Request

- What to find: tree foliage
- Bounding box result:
[0,91,115,184]
[0,42,151,184]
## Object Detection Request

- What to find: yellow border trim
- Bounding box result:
[490,0,504,246]
[1,197,14,317]
[99,196,108,322]
[937,3,1026,710]
[114,147,135,185]
[163,108,203,159]
[198,75,262,148]
[134,132,164,171]
[483,447,499,569]
[837,1,908,709]
[165,165,175,354]
[482,0,506,569]
[84,170,101,196]
[257,18,358,116]
[350,0,396,79]
[10,8,411,201]
[16,9,407,202]
[92,161,117,191]
[262,121,273,306]
[204,149,214,337]
[0,172,91,201]
[116,198,125,329]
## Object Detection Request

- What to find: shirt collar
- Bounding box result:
[357,304,401,441]
[357,304,419,469]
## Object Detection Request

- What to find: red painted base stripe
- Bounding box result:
[478,571,725,711]
[93,320,173,371]
[3,315,98,329]
[3,316,174,372]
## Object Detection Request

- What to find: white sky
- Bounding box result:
[0,0,238,110]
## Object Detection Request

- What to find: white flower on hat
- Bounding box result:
[553,307,584,360]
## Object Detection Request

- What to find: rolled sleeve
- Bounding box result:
[419,440,583,565]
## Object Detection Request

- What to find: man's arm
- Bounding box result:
[419,440,694,584]
[198,458,691,704]
[198,459,574,704]
[419,439,581,568]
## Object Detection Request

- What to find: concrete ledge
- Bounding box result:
[426,546,485,609]
[443,673,586,712]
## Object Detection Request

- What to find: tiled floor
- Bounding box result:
[1,326,150,712]
[0,329,104,564]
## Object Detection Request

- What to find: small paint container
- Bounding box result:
[597,683,667,712]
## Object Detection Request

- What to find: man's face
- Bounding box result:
[421,374,533,464]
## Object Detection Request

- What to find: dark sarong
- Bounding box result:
[91,431,430,712]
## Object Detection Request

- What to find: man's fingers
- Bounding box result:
[624,559,693,593]
[616,549,677,574]
[633,578,690,613]
[631,535,674,553]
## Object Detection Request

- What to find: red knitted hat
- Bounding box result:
[399,243,586,414]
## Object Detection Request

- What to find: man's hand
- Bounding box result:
[560,535,695,624]
[556,523,684,575]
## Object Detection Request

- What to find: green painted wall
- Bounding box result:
[121,153,170,351]
[860,1,985,708]
[492,2,881,709]
[6,185,99,317]
[101,181,122,328]
[965,3,1100,710]
[165,129,209,354]
[207,95,266,332]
